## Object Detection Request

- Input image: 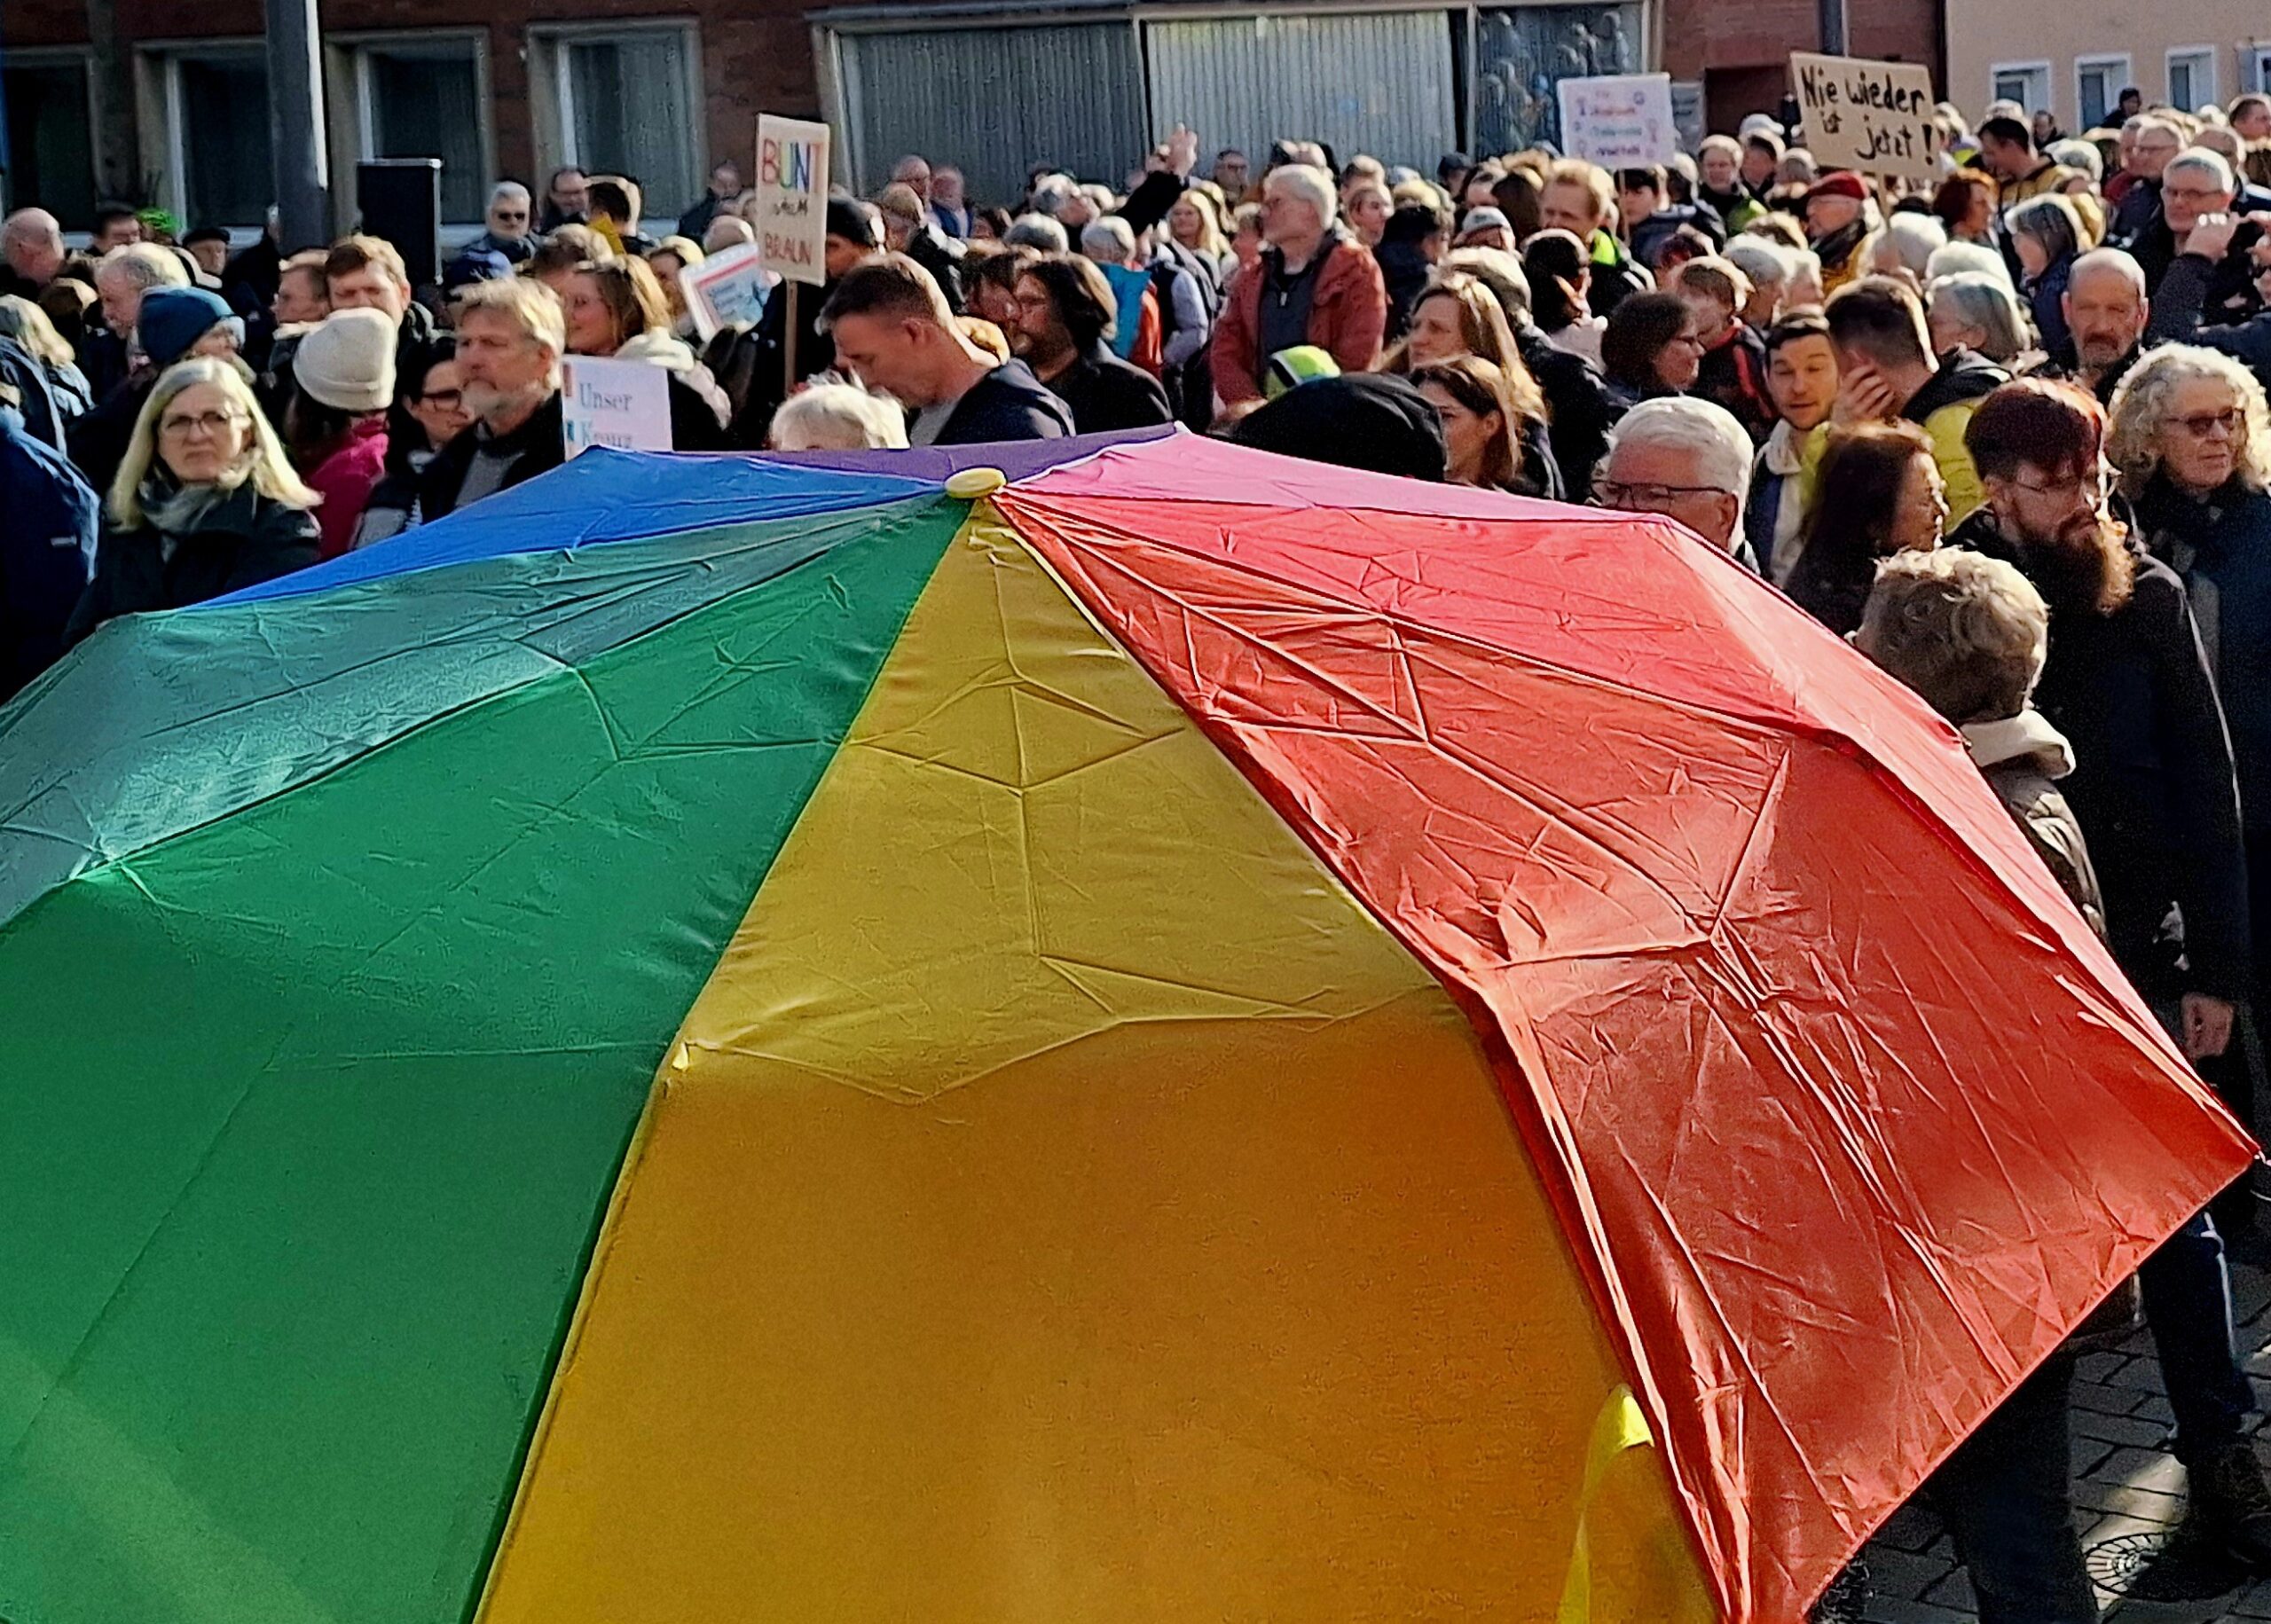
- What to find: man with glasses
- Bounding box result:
[1593,396,1760,571]
[2111,119,2190,279]
[2152,210,2271,393]
[1951,377,2271,1569]
[467,183,538,267]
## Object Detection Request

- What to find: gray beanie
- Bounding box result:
[294,308,397,412]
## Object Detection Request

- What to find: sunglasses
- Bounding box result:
[2173,407,2245,438]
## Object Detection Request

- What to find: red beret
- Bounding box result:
[1807,170,1870,202]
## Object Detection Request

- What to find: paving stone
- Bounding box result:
[1858,1596,1974,1624]
[1920,1567,1977,1611]
[2078,1378,2158,1417]
[2077,1479,2189,1526]
[2082,1409,2186,1447]
[2082,1351,2134,1384]
[1871,1499,1945,1554]
[1859,1542,1957,1601]
[2090,1447,2193,1496]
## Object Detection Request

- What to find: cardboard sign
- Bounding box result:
[561,357,674,459]
[680,243,780,340]
[756,115,832,286]
[1556,74,1678,168]
[1790,51,1940,183]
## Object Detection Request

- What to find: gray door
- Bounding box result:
[838,23,1147,207]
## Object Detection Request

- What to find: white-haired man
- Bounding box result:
[84,243,190,400]
[418,279,567,521]
[467,182,537,265]
[1596,396,1760,570]
[1210,163,1386,404]
[2144,150,2271,339]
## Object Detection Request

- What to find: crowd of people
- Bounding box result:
[6,77,2271,1623]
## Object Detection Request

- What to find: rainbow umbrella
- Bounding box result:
[0,431,2249,1623]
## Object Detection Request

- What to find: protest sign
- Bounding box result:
[680,244,780,340]
[756,115,832,286]
[1790,51,1940,183]
[561,357,673,459]
[1556,74,1678,168]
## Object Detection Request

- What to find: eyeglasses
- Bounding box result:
[2165,185,2230,205]
[2009,464,2111,500]
[1596,479,1727,507]
[2173,406,2245,438]
[158,408,245,438]
[418,388,464,408]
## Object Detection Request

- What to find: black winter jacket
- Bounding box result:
[1953,507,2251,1000]
[65,482,319,645]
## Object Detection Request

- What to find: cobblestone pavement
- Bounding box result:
[1848,1239,2271,1623]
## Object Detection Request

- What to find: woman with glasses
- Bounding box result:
[352,341,468,550]
[2110,346,2271,884]
[64,357,319,644]
[1784,420,1947,636]
[1599,290,1705,413]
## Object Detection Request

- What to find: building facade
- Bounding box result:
[1946,0,2269,131]
[3,0,1934,232]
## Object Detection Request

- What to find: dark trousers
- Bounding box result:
[2143,1208,2254,1457]
[1930,1352,2099,1623]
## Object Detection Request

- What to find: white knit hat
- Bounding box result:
[294,308,397,412]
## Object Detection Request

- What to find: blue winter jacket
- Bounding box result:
[0,404,98,700]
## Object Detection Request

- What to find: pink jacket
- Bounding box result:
[307,418,390,561]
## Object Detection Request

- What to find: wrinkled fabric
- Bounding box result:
[1001,434,2254,1621]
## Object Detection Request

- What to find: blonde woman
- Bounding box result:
[647,235,706,339]
[0,293,92,420]
[1383,275,1560,498]
[1166,190,1235,286]
[559,257,730,447]
[66,357,320,644]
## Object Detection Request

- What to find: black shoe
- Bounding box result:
[2187,1440,2271,1568]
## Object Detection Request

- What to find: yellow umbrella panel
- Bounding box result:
[475,514,1716,1620]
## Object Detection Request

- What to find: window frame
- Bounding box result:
[526,18,704,225]
[2073,53,2134,130]
[136,38,271,229]
[1,46,100,227]
[1988,59,2052,115]
[325,30,497,227]
[2165,45,2216,113]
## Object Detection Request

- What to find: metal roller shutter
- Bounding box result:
[838,22,1147,205]
[1143,12,1458,175]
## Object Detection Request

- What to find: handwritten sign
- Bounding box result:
[561,357,673,458]
[1790,51,1939,183]
[1556,74,1678,168]
[681,243,781,340]
[756,114,832,286]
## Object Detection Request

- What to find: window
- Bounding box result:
[175,51,274,229]
[2167,48,2215,113]
[1475,4,1645,153]
[356,39,488,223]
[2075,55,2133,131]
[535,27,701,218]
[3,59,98,230]
[1991,62,2051,115]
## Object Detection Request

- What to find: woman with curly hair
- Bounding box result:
[2110,345,2271,870]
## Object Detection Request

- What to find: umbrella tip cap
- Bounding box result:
[945,467,1008,500]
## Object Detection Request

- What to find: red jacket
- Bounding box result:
[1212,232,1387,404]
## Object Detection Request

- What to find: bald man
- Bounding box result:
[2060,248,2151,404]
[1,209,66,299]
